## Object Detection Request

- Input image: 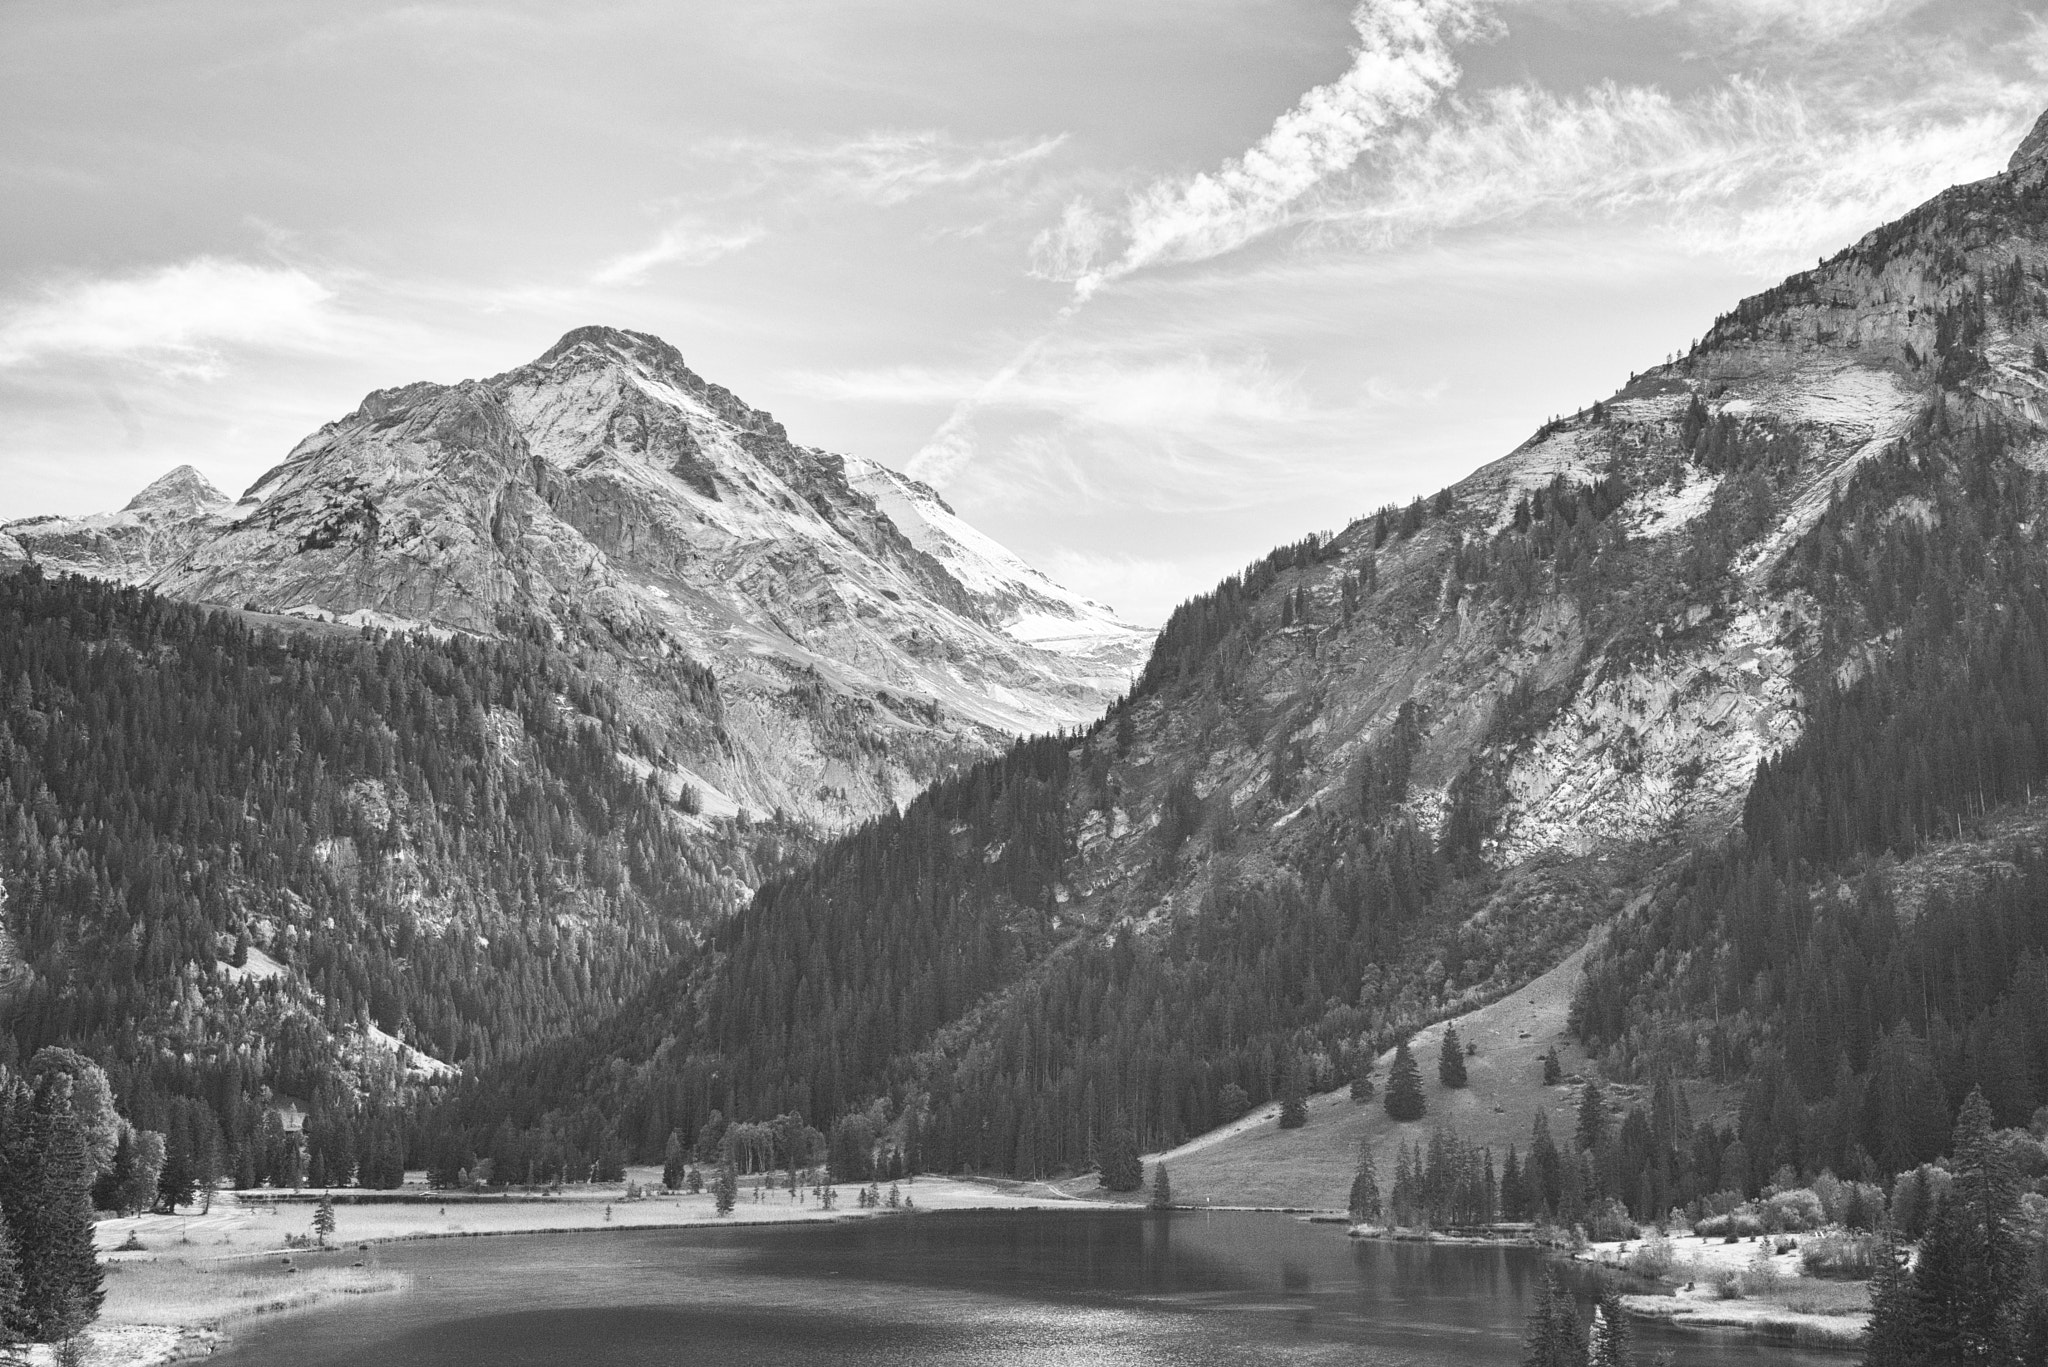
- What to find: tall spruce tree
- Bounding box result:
[1439,1026,1468,1088]
[1278,1058,1309,1129]
[1099,1126,1143,1192]
[1576,1078,1606,1152]
[662,1131,687,1192]
[1911,1088,2025,1365]
[15,1080,102,1341]
[1519,1272,1584,1367]
[0,1207,23,1362]
[1385,1040,1427,1122]
[1589,1290,1633,1367]
[1862,1221,1925,1367]
[1348,1140,1383,1224]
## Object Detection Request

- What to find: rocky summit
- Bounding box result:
[1,327,1151,829]
[511,107,2048,1189]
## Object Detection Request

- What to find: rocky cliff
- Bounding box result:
[511,110,2048,1175]
[4,464,231,581]
[2,328,1151,830]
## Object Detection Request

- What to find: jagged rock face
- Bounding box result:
[1063,115,2048,922]
[3,465,229,581]
[845,456,1150,692]
[4,328,1150,830]
[2012,109,2048,173]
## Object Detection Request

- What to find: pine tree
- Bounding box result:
[1911,1087,2025,1364]
[1520,1272,1584,1367]
[1279,1058,1309,1129]
[0,1208,24,1363]
[1542,1048,1562,1085]
[1150,1164,1172,1210]
[1385,1040,1426,1121]
[1588,1290,1633,1367]
[1576,1078,1606,1152]
[312,1194,336,1247]
[661,1131,686,1192]
[1862,1221,1925,1367]
[16,1086,102,1341]
[1438,1026,1468,1088]
[1499,1145,1526,1220]
[714,1162,738,1216]
[1099,1126,1143,1191]
[1349,1064,1375,1102]
[1348,1141,1382,1224]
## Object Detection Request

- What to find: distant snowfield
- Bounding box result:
[846,455,1153,667]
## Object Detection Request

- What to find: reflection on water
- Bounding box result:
[211,1210,1844,1366]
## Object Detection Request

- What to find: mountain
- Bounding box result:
[0,567,776,1193]
[1,327,1151,830]
[2,465,231,581]
[445,111,2048,1196]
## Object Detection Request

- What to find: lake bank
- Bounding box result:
[202,1209,1839,1367]
[1576,1231,1870,1352]
[79,1173,1119,1367]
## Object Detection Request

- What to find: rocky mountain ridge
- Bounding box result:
[476,108,2048,1179]
[2,327,1151,830]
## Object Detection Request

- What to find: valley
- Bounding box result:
[8,69,2048,1367]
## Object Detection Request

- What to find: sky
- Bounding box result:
[3,0,2045,625]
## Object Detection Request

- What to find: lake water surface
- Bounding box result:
[213,1210,1846,1366]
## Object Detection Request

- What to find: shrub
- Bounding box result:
[1738,1243,1783,1296]
[1588,1198,1638,1244]
[1695,1209,1765,1239]
[1709,1267,1745,1299]
[1765,1188,1825,1233]
[1800,1233,1877,1281]
[1889,1163,1952,1241]
[1625,1233,1679,1281]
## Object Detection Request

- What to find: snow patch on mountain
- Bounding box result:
[3,464,230,583]
[0,326,1153,830]
[846,456,1153,686]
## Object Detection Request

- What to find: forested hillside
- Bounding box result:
[435,114,2048,1200]
[0,570,785,1189]
[1573,408,2048,1178]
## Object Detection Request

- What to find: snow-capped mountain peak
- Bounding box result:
[2,327,1156,830]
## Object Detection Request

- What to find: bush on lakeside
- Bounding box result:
[1800,1232,1878,1281]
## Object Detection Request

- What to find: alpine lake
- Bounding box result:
[210,1208,1848,1366]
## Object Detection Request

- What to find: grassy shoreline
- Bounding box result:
[1576,1230,1870,1353]
[78,1171,1120,1367]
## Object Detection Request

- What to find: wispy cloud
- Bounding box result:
[1038,0,1484,298]
[1556,0,1937,46]
[701,130,1068,208]
[805,350,1321,431]
[1306,75,2034,265]
[807,341,1432,507]
[0,259,354,375]
[589,220,763,286]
